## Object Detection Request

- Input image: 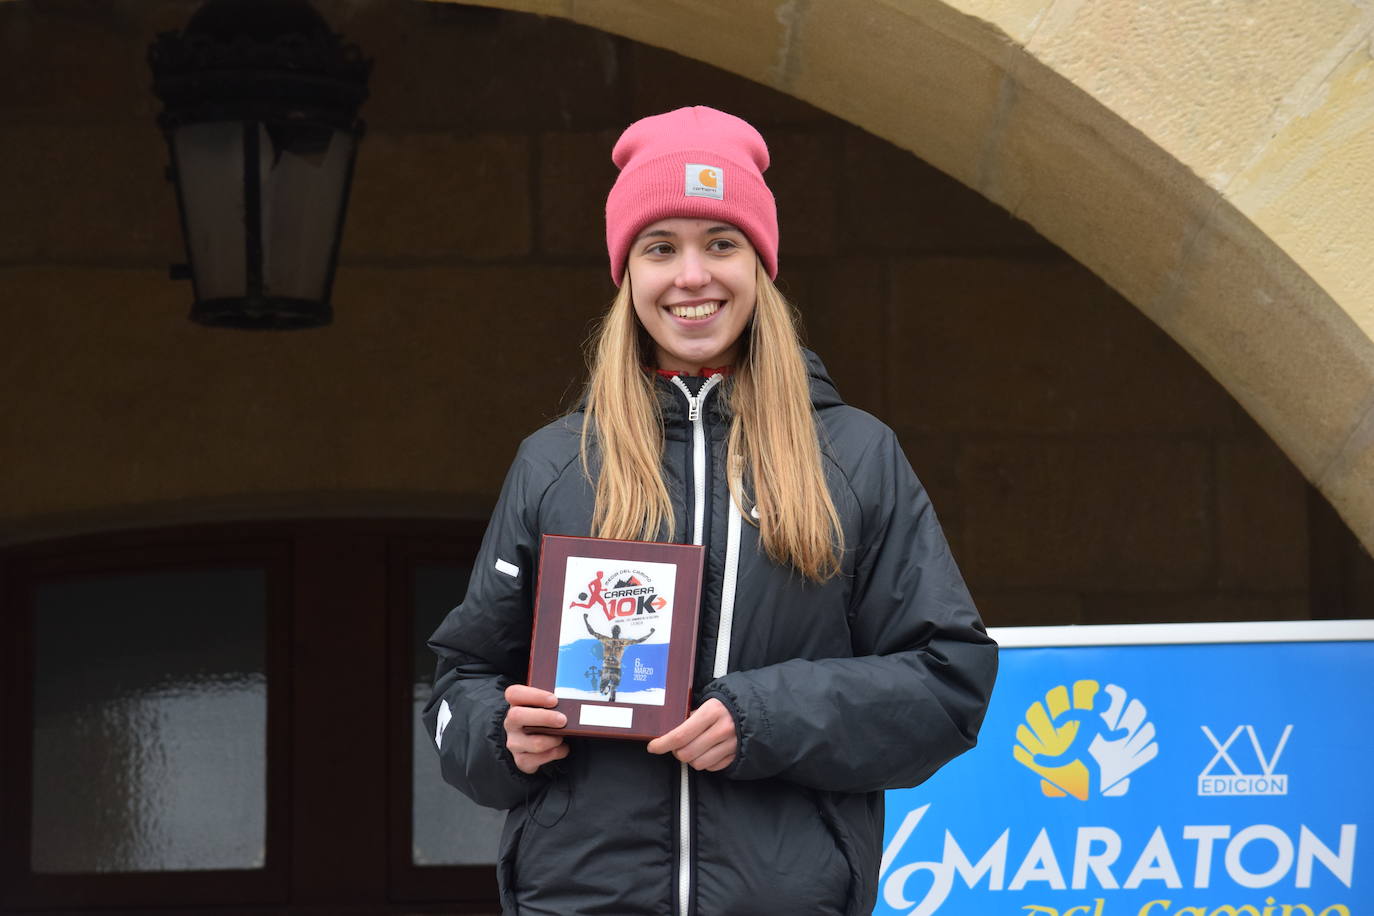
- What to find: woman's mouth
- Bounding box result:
[668,301,722,320]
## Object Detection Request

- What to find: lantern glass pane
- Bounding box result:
[173,122,248,300]
[30,569,268,873]
[259,122,355,302]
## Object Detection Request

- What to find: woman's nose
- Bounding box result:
[674,249,711,289]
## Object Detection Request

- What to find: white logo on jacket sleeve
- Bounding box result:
[494,558,519,578]
[435,699,452,749]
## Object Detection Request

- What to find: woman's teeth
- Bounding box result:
[670,301,720,319]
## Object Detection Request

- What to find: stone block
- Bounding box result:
[335,1,620,131]
[942,0,1056,46]
[766,129,840,258]
[627,43,828,127]
[1084,593,1309,626]
[0,124,182,264]
[1161,200,1374,479]
[575,0,787,92]
[1,268,203,518]
[538,130,619,259]
[1228,36,1374,337]
[0,264,613,524]
[1229,398,1274,442]
[957,438,1212,590]
[1309,480,1374,616]
[1026,0,1367,189]
[325,265,610,490]
[894,431,963,553]
[1317,398,1374,557]
[840,128,1049,254]
[0,1,147,121]
[887,256,1236,435]
[779,256,887,415]
[1217,436,1309,590]
[341,131,531,261]
[783,0,1007,192]
[986,55,1219,332]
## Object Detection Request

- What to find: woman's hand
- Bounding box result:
[646,698,738,771]
[503,684,570,774]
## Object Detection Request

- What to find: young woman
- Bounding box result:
[425,106,997,916]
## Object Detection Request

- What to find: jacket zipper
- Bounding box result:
[668,373,722,916]
[671,374,722,547]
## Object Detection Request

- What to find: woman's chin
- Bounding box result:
[656,344,733,373]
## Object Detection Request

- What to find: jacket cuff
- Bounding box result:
[700,680,755,780]
[487,701,545,786]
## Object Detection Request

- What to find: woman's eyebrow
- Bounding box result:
[634,225,740,242]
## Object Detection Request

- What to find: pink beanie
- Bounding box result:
[605,106,779,285]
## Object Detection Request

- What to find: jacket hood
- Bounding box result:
[802,348,845,410]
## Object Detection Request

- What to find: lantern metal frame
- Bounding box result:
[149,0,371,329]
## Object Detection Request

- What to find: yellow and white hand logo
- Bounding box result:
[1012,679,1159,800]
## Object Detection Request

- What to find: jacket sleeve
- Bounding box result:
[702,427,997,794]
[422,448,551,810]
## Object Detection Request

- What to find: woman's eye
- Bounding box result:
[707,238,739,252]
[644,242,674,256]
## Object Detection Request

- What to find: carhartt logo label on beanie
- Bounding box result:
[685,164,723,200]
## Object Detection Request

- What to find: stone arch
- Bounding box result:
[443,0,1374,551]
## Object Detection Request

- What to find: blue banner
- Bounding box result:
[879,623,1373,916]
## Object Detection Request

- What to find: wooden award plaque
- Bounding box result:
[527,534,705,741]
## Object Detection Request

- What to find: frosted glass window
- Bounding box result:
[30,569,267,873]
[411,565,504,866]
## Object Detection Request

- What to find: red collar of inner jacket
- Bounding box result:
[648,366,734,379]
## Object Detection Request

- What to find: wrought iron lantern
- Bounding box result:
[149,0,371,329]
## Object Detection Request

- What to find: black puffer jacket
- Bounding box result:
[425,351,997,915]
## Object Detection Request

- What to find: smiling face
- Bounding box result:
[627,218,758,375]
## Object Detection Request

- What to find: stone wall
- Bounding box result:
[2,0,1367,622]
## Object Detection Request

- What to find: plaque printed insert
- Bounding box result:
[529,535,704,740]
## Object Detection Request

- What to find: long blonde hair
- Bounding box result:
[580,261,843,582]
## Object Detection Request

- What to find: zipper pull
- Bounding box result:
[687,395,700,423]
